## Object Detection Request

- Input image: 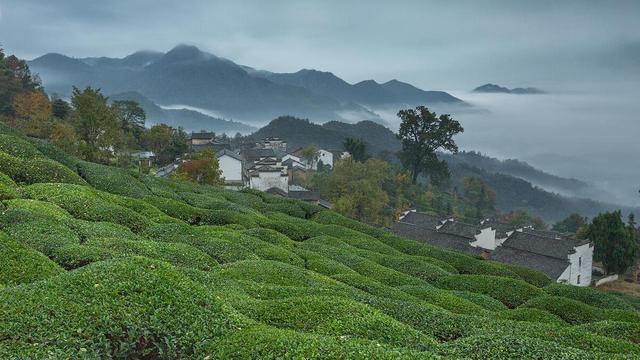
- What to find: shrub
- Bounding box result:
[501,262,552,287]
[95,191,183,224]
[241,228,295,249]
[67,219,141,242]
[3,198,71,220]
[83,237,218,270]
[399,285,490,315]
[544,283,635,311]
[256,216,315,241]
[24,183,152,232]
[0,231,64,286]
[437,334,593,359]
[0,257,250,358]
[300,241,427,287]
[451,291,508,311]
[217,260,341,289]
[435,274,544,308]
[2,218,79,256]
[318,224,403,256]
[28,137,79,168]
[331,273,418,302]
[76,161,151,198]
[234,295,437,351]
[293,248,358,277]
[0,151,86,185]
[580,321,640,344]
[496,308,568,325]
[522,295,602,325]
[312,210,387,238]
[206,325,435,360]
[51,244,117,269]
[0,134,43,158]
[0,171,19,200]
[375,256,452,283]
[178,191,254,213]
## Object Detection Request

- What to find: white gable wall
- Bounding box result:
[218,155,243,182]
[249,172,288,193]
[471,227,498,250]
[318,149,334,168]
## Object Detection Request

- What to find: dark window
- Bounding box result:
[577,275,581,284]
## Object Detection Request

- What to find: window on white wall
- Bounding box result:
[578,256,582,268]
[577,275,581,284]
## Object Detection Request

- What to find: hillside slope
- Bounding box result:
[0,123,638,358]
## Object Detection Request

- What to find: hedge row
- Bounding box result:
[0,134,44,158]
[522,295,640,325]
[0,151,87,185]
[544,283,635,311]
[0,257,250,358]
[76,161,151,198]
[0,171,19,200]
[435,274,545,308]
[0,231,64,286]
[234,295,437,351]
[399,285,490,315]
[23,183,151,232]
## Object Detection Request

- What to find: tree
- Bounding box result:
[0,49,41,116]
[300,145,319,169]
[315,158,390,225]
[343,137,369,162]
[142,124,188,165]
[397,106,463,184]
[462,176,496,219]
[70,86,123,161]
[12,90,52,137]
[51,98,71,119]
[49,122,79,155]
[586,211,638,274]
[112,100,146,143]
[173,148,223,185]
[552,213,588,234]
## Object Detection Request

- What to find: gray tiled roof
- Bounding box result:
[480,219,516,239]
[390,223,482,256]
[439,221,480,239]
[490,246,570,279]
[400,212,444,230]
[216,149,242,161]
[500,231,588,260]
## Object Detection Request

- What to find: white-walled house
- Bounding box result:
[317,149,334,168]
[216,149,243,187]
[248,167,289,193]
[490,230,594,286]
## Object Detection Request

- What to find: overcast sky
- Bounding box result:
[1,0,639,90]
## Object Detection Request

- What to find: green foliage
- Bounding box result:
[0,231,64,286]
[502,262,552,287]
[76,161,150,198]
[0,171,19,200]
[545,283,635,311]
[451,290,508,311]
[23,183,152,232]
[580,321,640,344]
[586,211,638,274]
[552,213,588,234]
[2,217,79,256]
[343,137,369,162]
[0,257,250,358]
[522,295,640,325]
[0,133,44,158]
[397,106,463,184]
[435,274,544,308]
[496,308,568,325]
[0,151,87,185]
[399,285,490,315]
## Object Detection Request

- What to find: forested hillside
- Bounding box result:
[1,123,639,358]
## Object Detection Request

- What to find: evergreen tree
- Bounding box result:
[586,211,638,274]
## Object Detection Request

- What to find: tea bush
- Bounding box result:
[76,161,151,198]
[435,274,544,308]
[0,231,64,286]
[545,283,635,311]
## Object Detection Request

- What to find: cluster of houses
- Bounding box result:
[391,210,594,286]
[158,132,344,208]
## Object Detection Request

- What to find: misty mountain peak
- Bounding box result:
[160,44,212,63]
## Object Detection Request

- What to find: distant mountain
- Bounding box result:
[29,44,465,124]
[473,83,545,94]
[110,91,255,134]
[259,69,463,106]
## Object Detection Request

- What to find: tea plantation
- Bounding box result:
[0,126,638,359]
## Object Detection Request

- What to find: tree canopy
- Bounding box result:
[586,211,638,274]
[397,106,463,184]
[343,137,369,162]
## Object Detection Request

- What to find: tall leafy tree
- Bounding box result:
[343,137,369,162]
[462,176,496,219]
[112,100,146,142]
[51,98,71,119]
[586,211,638,274]
[70,86,123,161]
[142,124,188,165]
[0,49,41,116]
[300,144,319,168]
[397,106,463,184]
[12,90,52,137]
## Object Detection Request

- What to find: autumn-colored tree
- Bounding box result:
[173,148,223,185]
[12,91,52,137]
[0,49,41,116]
[49,122,79,155]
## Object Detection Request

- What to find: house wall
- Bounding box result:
[471,227,498,250]
[250,172,288,193]
[190,138,213,145]
[218,155,242,182]
[557,243,593,286]
[318,149,334,168]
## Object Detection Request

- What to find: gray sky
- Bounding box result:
[1,0,639,90]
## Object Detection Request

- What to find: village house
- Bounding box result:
[216,149,244,189]
[390,210,594,286]
[188,132,230,152]
[258,137,288,152]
